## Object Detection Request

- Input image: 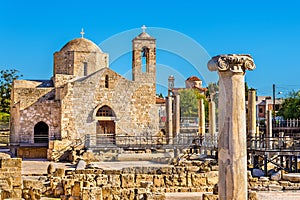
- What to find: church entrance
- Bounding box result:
[95,106,116,145]
[34,121,49,143]
[96,121,116,144]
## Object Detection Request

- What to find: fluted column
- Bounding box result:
[166,96,173,144]
[266,109,272,149]
[208,54,255,200]
[198,99,205,135]
[209,101,216,145]
[175,94,180,136]
[248,89,257,148]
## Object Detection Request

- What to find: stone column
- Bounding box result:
[166,96,173,144]
[209,101,216,146]
[248,89,257,148]
[175,94,180,136]
[266,110,272,149]
[198,98,205,136]
[208,54,255,200]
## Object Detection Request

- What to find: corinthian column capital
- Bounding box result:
[207,54,256,73]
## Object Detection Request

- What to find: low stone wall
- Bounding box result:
[0,129,9,145]
[0,158,22,199]
[17,147,48,158]
[249,173,300,191]
[24,164,218,200]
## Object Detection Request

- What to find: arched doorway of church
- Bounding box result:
[34,121,49,143]
[96,105,116,145]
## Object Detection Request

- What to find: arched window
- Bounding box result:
[141,47,149,73]
[83,62,88,76]
[96,105,115,117]
[105,75,109,88]
[34,121,49,143]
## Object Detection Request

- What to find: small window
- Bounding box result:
[105,75,109,88]
[259,108,263,113]
[84,62,88,76]
[96,105,114,117]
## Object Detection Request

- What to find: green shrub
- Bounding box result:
[0,112,10,122]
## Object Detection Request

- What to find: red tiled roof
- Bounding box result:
[156,97,166,104]
[186,76,201,81]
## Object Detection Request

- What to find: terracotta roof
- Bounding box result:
[193,86,207,92]
[186,76,201,81]
[156,97,166,104]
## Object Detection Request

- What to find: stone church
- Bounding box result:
[10,29,159,158]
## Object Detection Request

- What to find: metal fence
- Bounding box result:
[248,133,300,151]
[84,133,213,150]
[273,119,300,128]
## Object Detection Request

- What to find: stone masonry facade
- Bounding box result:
[10,30,159,159]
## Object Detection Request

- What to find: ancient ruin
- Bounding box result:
[208,54,256,200]
[1,27,300,200]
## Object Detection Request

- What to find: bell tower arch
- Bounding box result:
[132,25,156,84]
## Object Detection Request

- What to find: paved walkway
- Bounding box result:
[22,159,168,175]
[22,159,75,175]
[256,191,300,200]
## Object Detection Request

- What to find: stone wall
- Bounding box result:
[10,80,61,145]
[0,158,22,199]
[53,38,108,77]
[58,67,158,142]
[41,165,218,200]
[17,147,48,158]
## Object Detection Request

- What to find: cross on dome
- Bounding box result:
[141,25,147,33]
[80,28,85,38]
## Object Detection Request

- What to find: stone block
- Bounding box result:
[283,173,300,182]
[121,174,135,188]
[164,175,173,187]
[202,193,218,200]
[120,188,135,200]
[248,191,258,200]
[279,180,289,187]
[54,186,64,198]
[268,184,283,191]
[135,174,153,187]
[270,171,281,181]
[191,174,207,187]
[54,168,65,177]
[23,179,43,189]
[71,181,82,197]
[206,171,218,186]
[108,174,121,187]
[95,174,108,186]
[0,158,21,168]
[153,175,164,187]
[82,187,102,200]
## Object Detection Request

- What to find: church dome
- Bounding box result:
[60,38,103,53]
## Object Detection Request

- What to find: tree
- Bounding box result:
[0,69,22,114]
[179,88,208,119]
[277,90,300,119]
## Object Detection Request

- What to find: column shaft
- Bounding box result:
[167,97,173,144]
[208,54,255,200]
[198,99,205,135]
[218,71,247,200]
[209,101,216,145]
[175,94,180,136]
[248,89,256,148]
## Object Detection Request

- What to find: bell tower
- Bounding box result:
[132,25,156,84]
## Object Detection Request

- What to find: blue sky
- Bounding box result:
[1,0,300,97]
